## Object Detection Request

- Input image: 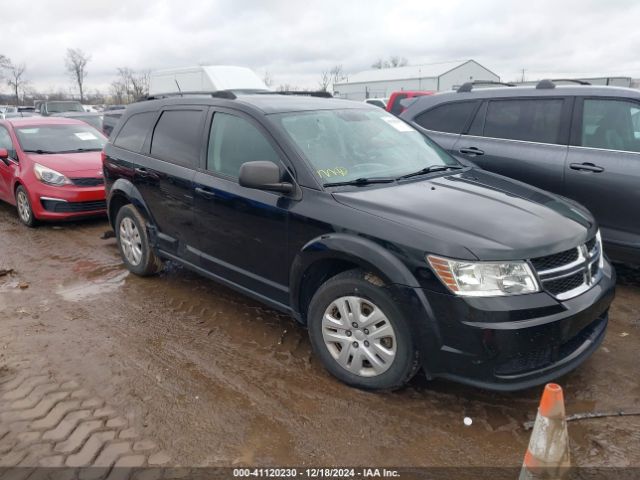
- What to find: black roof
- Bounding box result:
[124,92,370,116]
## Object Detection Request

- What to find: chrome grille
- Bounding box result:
[531,236,602,300]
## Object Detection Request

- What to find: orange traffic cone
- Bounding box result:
[520,383,571,480]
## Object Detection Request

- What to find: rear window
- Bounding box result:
[46,102,85,113]
[483,99,563,144]
[414,101,477,134]
[113,112,156,153]
[15,124,106,153]
[150,109,205,167]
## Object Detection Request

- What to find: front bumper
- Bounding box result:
[29,183,106,220]
[400,258,616,391]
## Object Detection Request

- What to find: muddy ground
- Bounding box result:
[0,201,639,469]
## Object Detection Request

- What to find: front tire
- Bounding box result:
[115,204,163,276]
[307,269,419,391]
[15,185,37,227]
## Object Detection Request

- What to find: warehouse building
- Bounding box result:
[333,59,499,101]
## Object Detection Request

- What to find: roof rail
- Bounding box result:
[536,78,592,89]
[145,90,237,100]
[275,90,333,98]
[457,81,516,93]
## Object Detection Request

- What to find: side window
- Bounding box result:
[150,110,205,167]
[390,94,408,115]
[114,112,156,153]
[414,101,477,134]
[484,99,563,144]
[207,112,281,179]
[0,127,15,158]
[582,99,640,153]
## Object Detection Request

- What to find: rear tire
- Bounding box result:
[15,185,37,228]
[307,269,419,391]
[115,204,163,276]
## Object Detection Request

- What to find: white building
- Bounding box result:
[333,60,500,101]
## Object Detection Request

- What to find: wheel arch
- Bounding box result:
[289,233,420,323]
[107,178,154,229]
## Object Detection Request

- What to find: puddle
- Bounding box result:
[56,270,129,302]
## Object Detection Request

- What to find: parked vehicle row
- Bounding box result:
[401,80,640,264]
[102,89,614,391]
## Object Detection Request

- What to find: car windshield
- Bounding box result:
[46,102,85,113]
[15,124,107,153]
[275,109,459,185]
[75,115,103,131]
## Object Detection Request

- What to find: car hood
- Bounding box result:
[332,169,596,261]
[24,151,103,176]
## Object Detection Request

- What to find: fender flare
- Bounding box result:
[107,178,155,228]
[289,232,421,315]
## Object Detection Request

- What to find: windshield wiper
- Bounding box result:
[397,164,463,180]
[23,149,57,154]
[56,148,103,153]
[323,177,395,187]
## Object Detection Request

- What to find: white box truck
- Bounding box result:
[149,65,270,96]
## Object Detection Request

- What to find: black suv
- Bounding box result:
[103,92,615,391]
[401,80,640,264]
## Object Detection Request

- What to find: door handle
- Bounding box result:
[134,167,149,175]
[459,147,484,156]
[195,187,216,199]
[569,162,604,173]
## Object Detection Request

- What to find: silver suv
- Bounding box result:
[401,80,640,264]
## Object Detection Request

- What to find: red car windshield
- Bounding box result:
[15,124,107,154]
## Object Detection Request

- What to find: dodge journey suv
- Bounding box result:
[401,80,640,264]
[103,92,615,391]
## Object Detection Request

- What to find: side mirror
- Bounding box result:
[0,148,9,164]
[239,161,293,194]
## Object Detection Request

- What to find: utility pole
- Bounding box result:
[521,68,526,83]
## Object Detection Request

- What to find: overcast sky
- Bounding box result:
[2,0,640,95]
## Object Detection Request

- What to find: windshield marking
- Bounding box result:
[317,167,349,178]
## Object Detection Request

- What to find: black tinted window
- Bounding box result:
[207,113,280,178]
[484,99,563,144]
[415,101,477,134]
[582,99,640,152]
[150,110,205,167]
[114,112,156,152]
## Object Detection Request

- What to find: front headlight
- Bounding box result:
[33,163,72,186]
[427,255,539,297]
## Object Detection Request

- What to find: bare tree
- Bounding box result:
[65,48,91,102]
[6,62,27,105]
[276,84,298,92]
[330,65,347,85]
[318,70,331,92]
[262,71,273,88]
[371,56,408,69]
[111,67,151,103]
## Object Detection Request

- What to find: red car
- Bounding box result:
[386,90,435,116]
[0,117,107,227]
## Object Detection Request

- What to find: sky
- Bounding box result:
[1,0,640,96]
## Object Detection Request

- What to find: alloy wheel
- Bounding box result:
[119,217,143,266]
[16,189,31,224]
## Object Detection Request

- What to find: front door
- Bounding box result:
[565,97,640,251]
[193,109,291,306]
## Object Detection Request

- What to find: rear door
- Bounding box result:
[192,108,291,306]
[455,97,571,193]
[565,97,640,250]
[135,107,206,261]
[411,100,480,152]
